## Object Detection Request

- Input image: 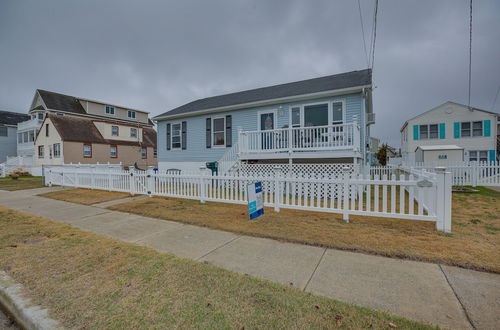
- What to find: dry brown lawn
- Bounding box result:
[39,188,131,205]
[0,176,44,191]
[0,206,431,329]
[108,187,500,273]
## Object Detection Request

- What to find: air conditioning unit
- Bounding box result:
[367,112,375,125]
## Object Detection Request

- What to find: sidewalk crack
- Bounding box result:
[196,236,241,261]
[439,264,476,330]
[303,248,327,291]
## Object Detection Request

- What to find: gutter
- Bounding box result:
[154,85,372,121]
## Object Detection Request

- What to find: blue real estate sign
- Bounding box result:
[247,182,264,220]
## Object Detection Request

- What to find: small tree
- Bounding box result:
[376,143,389,166]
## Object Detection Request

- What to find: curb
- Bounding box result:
[0,271,64,330]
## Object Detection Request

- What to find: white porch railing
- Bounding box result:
[17,118,42,132]
[239,123,360,155]
[218,141,239,174]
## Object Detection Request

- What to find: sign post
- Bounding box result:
[247,182,264,220]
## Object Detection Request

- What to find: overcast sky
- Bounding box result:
[1,0,499,146]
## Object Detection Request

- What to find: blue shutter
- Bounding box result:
[413,125,419,140]
[454,122,460,138]
[489,150,496,162]
[484,120,491,137]
[439,123,445,139]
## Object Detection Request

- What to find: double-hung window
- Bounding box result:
[53,143,61,158]
[130,128,137,138]
[171,123,182,149]
[291,107,300,127]
[110,145,117,158]
[212,117,225,147]
[38,145,44,158]
[111,126,119,136]
[472,121,483,136]
[461,121,482,137]
[469,150,488,162]
[105,105,115,115]
[141,147,147,159]
[418,124,439,140]
[461,122,471,137]
[83,144,92,158]
[332,101,343,125]
[127,110,136,119]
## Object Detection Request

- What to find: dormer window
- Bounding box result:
[127,110,136,119]
[105,105,115,115]
[37,113,44,120]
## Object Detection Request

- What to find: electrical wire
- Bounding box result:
[468,0,473,109]
[357,0,370,68]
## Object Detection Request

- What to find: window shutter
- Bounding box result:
[439,123,445,139]
[181,121,187,150]
[454,122,460,138]
[484,120,491,137]
[206,118,211,148]
[489,150,496,162]
[413,125,419,140]
[166,123,171,150]
[225,115,232,147]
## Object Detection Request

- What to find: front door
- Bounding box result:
[259,112,275,150]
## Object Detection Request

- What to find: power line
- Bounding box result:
[468,0,473,109]
[492,86,500,111]
[357,0,369,68]
[369,0,379,71]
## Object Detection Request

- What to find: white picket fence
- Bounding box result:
[45,166,452,232]
[401,161,500,187]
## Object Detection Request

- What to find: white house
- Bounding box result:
[0,110,30,163]
[400,101,499,163]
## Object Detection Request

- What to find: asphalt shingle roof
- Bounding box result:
[0,110,30,126]
[155,69,371,119]
[48,114,157,147]
[37,89,86,114]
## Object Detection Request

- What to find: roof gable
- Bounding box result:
[37,89,86,114]
[155,69,371,119]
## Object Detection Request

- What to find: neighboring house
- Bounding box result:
[154,69,374,173]
[16,89,157,167]
[401,101,500,163]
[35,114,157,167]
[0,110,30,163]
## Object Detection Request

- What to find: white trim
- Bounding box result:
[105,105,116,116]
[127,110,136,119]
[170,121,183,150]
[300,99,346,127]
[257,109,278,131]
[211,116,226,148]
[154,85,370,121]
[459,120,484,138]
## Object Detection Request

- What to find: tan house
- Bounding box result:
[35,114,157,167]
[18,89,157,167]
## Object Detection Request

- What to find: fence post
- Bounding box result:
[342,166,350,222]
[48,169,52,187]
[147,170,153,197]
[108,165,112,191]
[435,167,452,233]
[129,169,135,196]
[90,166,95,189]
[200,166,207,203]
[61,168,65,187]
[273,166,281,212]
[472,164,478,187]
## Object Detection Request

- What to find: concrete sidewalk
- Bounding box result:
[1,188,499,329]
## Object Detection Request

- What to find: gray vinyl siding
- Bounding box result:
[0,126,18,162]
[157,92,365,163]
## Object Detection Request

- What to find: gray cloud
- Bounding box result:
[1,0,499,146]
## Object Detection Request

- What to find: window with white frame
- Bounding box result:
[111,125,119,136]
[141,147,147,159]
[418,124,439,140]
[110,145,117,158]
[83,144,92,157]
[472,121,483,136]
[53,143,61,158]
[17,133,22,143]
[469,150,488,162]
[461,121,482,137]
[212,117,225,146]
[105,105,115,115]
[291,107,300,127]
[23,132,29,143]
[171,123,182,149]
[29,131,35,142]
[332,101,343,124]
[37,113,44,120]
[461,122,471,137]
[127,110,136,119]
[38,145,44,158]
[130,127,138,138]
